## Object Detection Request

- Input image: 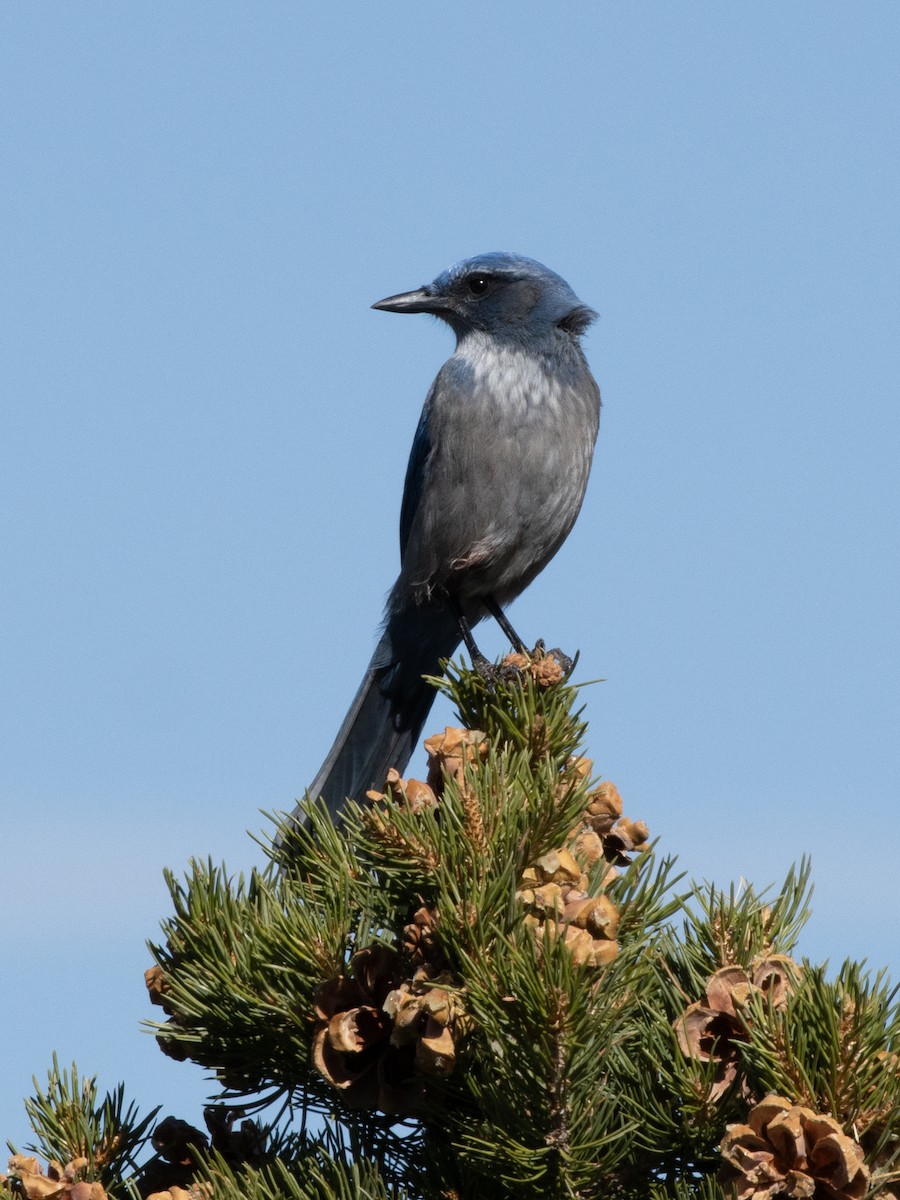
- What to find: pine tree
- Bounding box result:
[5,654,900,1199]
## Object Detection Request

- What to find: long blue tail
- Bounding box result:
[298,603,462,825]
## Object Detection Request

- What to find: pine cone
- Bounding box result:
[4,1157,106,1200]
[144,965,173,1014]
[145,1189,204,1200]
[145,966,192,1061]
[558,756,594,800]
[383,964,471,1078]
[151,1117,208,1165]
[517,847,620,968]
[203,1106,266,1168]
[500,648,565,687]
[366,769,438,813]
[584,781,622,832]
[311,943,470,1112]
[566,781,651,867]
[311,944,403,1107]
[675,959,800,1101]
[603,817,650,861]
[720,1095,869,1199]
[402,905,445,969]
[423,727,488,795]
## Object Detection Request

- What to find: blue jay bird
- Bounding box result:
[301,252,601,825]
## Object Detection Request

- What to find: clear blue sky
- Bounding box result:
[3,3,899,1152]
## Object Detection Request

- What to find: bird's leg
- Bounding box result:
[448,595,494,676]
[482,594,528,653]
[483,596,574,676]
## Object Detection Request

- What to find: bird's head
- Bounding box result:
[372,252,596,343]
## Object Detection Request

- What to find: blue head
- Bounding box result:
[372,252,597,344]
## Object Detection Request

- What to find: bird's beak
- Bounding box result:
[371,286,443,314]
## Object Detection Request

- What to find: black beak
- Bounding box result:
[371,285,444,314]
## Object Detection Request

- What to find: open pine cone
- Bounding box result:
[675,958,800,1101]
[3,1157,106,1200]
[311,941,469,1114]
[720,1094,869,1199]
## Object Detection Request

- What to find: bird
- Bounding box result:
[298,252,601,827]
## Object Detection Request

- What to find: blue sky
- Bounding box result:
[2,4,899,1151]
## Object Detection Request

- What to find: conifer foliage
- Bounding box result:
[4,655,900,1199]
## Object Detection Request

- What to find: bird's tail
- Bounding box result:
[296,603,462,827]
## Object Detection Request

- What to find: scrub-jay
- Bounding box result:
[301,252,600,825]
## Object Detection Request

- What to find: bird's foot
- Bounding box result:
[473,651,503,690]
[540,645,576,677]
[472,642,576,689]
[495,641,577,685]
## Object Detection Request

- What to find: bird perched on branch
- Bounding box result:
[298,252,601,826]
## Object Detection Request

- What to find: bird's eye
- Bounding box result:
[466,274,490,296]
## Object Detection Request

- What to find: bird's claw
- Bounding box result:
[473,652,503,690]
[541,646,575,676]
[496,641,576,683]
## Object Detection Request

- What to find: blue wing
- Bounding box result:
[399,398,433,562]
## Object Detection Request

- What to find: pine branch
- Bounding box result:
[14,1055,158,1189]
[7,656,900,1200]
